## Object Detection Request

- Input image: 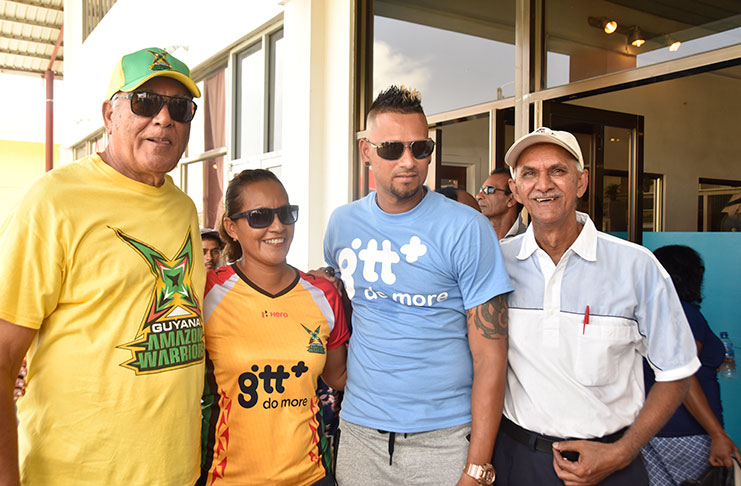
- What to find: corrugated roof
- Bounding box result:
[0,0,63,78]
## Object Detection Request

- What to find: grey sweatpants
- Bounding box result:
[335,418,471,486]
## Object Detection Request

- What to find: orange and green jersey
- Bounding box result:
[199,265,350,486]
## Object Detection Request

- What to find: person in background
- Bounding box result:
[476,168,525,240]
[0,47,205,486]
[201,227,225,270]
[641,244,740,485]
[198,169,349,486]
[436,186,482,212]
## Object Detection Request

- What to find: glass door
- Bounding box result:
[542,102,646,243]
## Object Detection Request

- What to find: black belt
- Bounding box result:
[500,416,626,461]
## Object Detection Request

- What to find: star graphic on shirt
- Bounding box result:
[111,226,203,374]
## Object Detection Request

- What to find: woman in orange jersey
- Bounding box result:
[197,169,349,486]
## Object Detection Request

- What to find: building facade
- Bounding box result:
[61,0,741,438]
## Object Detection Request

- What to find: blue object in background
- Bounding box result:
[641,232,740,444]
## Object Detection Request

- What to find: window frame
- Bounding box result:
[230,25,285,173]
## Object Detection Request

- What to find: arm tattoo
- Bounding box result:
[467,294,508,340]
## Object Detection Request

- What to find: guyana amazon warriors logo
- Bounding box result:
[112,227,204,375]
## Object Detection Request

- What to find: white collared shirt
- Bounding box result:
[501,214,527,241]
[499,212,700,439]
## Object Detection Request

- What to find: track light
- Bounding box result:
[588,16,654,49]
[628,26,645,47]
[588,16,618,34]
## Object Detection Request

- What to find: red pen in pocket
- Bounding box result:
[582,305,590,334]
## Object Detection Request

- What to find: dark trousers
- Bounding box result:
[492,424,649,486]
[312,472,336,486]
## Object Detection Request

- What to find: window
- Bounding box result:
[544,0,741,88]
[178,69,227,228]
[373,1,516,116]
[698,179,741,232]
[357,1,517,198]
[233,28,284,163]
[602,172,662,233]
[72,129,107,160]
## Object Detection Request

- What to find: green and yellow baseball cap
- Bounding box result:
[105,47,201,100]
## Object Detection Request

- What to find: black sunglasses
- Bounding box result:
[229,205,299,229]
[480,185,509,195]
[116,91,197,123]
[365,139,435,161]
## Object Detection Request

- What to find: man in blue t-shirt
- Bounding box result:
[323,86,513,486]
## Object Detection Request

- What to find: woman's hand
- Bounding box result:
[13,358,27,401]
[708,431,741,467]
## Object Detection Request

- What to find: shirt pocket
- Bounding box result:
[574,320,637,387]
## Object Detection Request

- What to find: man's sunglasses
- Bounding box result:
[365,139,435,161]
[116,91,197,123]
[480,185,509,195]
[229,205,299,229]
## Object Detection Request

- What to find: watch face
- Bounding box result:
[466,464,495,485]
[481,464,495,484]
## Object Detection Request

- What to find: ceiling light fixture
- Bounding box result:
[669,41,681,51]
[628,26,645,47]
[588,16,619,34]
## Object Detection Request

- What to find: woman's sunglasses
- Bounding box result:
[116,91,197,123]
[229,205,299,229]
[364,139,435,161]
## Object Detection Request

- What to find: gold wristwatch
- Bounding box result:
[464,463,495,485]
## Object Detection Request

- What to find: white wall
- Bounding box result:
[572,70,741,231]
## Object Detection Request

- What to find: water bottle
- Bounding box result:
[718,332,738,380]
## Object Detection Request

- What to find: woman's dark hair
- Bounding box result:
[653,245,704,304]
[220,169,285,262]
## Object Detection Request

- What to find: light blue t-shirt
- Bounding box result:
[323,189,513,432]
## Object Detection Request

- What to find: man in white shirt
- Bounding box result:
[493,127,700,486]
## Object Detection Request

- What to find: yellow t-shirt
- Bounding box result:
[0,154,206,486]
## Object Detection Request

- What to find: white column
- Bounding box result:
[282,0,354,270]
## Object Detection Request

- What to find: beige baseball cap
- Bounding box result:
[505,127,584,176]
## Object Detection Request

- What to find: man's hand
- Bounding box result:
[306,267,342,291]
[552,440,632,486]
[552,378,690,485]
[13,359,27,401]
[1,318,37,486]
